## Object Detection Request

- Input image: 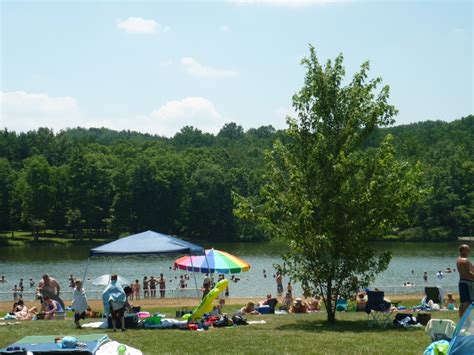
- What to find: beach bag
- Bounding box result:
[213,315,233,327]
[176,307,191,318]
[395,313,413,322]
[417,312,432,326]
[58,336,78,349]
[232,314,248,325]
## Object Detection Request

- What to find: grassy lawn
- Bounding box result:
[0,230,108,246]
[0,305,457,354]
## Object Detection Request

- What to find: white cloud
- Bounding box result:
[231,0,349,6]
[181,57,238,78]
[163,25,171,32]
[116,17,159,34]
[150,97,225,136]
[0,91,224,137]
[1,91,81,132]
[452,28,465,34]
[220,25,231,32]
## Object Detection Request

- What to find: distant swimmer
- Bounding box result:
[423,272,428,282]
[0,276,6,283]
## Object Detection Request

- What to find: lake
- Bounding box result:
[0,241,461,301]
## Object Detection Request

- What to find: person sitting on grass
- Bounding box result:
[307,295,321,312]
[445,293,457,310]
[280,291,293,311]
[41,295,64,320]
[240,302,260,315]
[15,306,38,321]
[259,294,278,308]
[290,297,308,313]
[11,299,26,314]
[356,292,367,311]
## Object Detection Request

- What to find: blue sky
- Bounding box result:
[1,0,472,136]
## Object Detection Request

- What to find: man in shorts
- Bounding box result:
[456,244,474,317]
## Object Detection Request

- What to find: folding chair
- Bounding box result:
[424,287,442,304]
[365,291,393,328]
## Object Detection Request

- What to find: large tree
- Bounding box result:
[234,46,423,323]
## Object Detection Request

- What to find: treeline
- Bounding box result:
[0,116,472,242]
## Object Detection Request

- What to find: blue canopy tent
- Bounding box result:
[85,230,205,297]
[89,230,204,257]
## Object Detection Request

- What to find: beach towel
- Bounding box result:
[102,281,125,314]
[0,334,109,355]
[96,341,142,355]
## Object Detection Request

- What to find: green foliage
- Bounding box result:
[235,47,424,323]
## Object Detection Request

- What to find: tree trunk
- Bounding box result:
[327,308,336,323]
[326,279,336,323]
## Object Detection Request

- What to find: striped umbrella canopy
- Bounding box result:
[174,249,251,274]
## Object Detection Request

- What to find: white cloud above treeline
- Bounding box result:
[1,91,81,132]
[1,91,226,137]
[181,57,238,78]
[116,17,165,34]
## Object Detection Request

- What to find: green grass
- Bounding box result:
[0,305,457,354]
[0,230,108,246]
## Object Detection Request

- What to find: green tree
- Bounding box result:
[217,122,244,140]
[0,158,14,231]
[16,155,55,240]
[182,162,236,241]
[234,47,423,323]
[67,149,113,237]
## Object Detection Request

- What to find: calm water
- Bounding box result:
[0,241,461,301]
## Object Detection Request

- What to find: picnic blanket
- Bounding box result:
[0,334,109,354]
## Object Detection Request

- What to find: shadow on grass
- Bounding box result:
[276,319,413,333]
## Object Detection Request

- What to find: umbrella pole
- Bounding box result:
[204,252,212,286]
[189,255,200,298]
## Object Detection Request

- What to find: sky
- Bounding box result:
[1,0,472,137]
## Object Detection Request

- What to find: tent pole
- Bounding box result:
[189,255,200,298]
[82,257,91,286]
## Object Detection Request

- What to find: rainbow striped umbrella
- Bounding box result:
[174,249,251,274]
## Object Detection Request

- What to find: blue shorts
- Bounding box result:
[458,279,474,303]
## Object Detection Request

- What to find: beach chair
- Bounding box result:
[336,298,348,312]
[424,287,442,305]
[365,291,393,328]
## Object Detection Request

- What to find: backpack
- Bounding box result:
[232,314,248,325]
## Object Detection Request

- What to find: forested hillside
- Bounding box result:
[0,116,472,242]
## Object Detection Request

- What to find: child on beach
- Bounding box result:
[133,279,141,300]
[71,280,88,328]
